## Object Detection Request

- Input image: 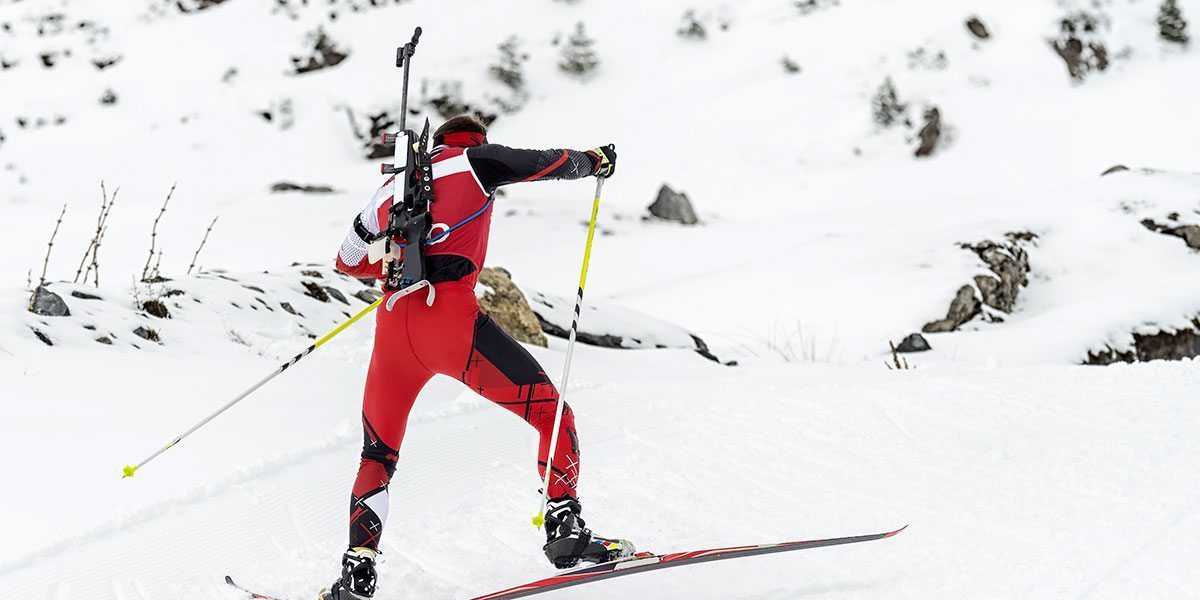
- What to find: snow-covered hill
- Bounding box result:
[2,0,1198,597]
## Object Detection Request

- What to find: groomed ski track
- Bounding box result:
[3,347,1197,599]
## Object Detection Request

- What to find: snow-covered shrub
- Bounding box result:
[489,36,528,92]
[343,106,396,159]
[258,98,295,130]
[794,0,839,16]
[100,88,117,105]
[781,55,801,74]
[907,47,948,70]
[871,77,908,128]
[1048,11,1110,81]
[677,10,707,40]
[1158,0,1190,45]
[291,26,348,75]
[171,0,230,14]
[559,22,599,77]
[423,80,498,125]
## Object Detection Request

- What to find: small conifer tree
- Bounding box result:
[490,36,528,91]
[1158,0,1190,45]
[559,22,599,77]
[871,78,907,128]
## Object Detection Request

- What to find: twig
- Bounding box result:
[75,182,112,283]
[188,216,218,275]
[85,187,117,288]
[38,204,67,288]
[151,249,163,280]
[886,341,911,370]
[142,183,176,281]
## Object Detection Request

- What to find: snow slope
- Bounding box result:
[4,349,1199,599]
[2,0,1199,598]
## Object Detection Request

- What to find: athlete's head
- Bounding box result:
[433,114,488,146]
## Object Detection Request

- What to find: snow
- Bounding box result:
[2,0,1199,597]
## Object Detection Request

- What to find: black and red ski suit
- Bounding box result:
[334,131,600,550]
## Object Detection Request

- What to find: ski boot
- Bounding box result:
[318,547,378,600]
[542,496,635,569]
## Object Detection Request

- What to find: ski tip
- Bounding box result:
[883,525,909,538]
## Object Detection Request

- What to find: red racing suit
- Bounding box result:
[335,131,598,550]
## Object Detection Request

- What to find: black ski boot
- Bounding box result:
[318,547,378,600]
[542,497,635,569]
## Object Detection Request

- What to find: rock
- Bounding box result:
[301,270,323,278]
[1176,225,1200,250]
[966,16,990,40]
[29,286,70,317]
[963,235,1032,313]
[142,299,171,319]
[32,329,52,346]
[280,302,300,316]
[355,289,383,303]
[914,106,942,158]
[133,326,160,342]
[1140,219,1200,251]
[924,232,1034,332]
[95,336,113,345]
[71,290,101,300]
[649,184,699,225]
[477,267,548,347]
[895,333,931,353]
[1101,164,1129,176]
[271,181,335,193]
[1086,318,1200,364]
[324,286,349,305]
[922,285,981,333]
[302,281,329,302]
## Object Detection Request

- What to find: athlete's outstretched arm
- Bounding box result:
[466,144,602,194]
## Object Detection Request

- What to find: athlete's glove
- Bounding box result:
[586,144,617,178]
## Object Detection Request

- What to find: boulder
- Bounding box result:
[895,333,931,353]
[354,289,383,303]
[271,182,335,194]
[1140,219,1200,251]
[29,286,70,317]
[966,16,990,40]
[914,106,942,158]
[922,285,981,333]
[649,185,699,225]
[1086,318,1200,364]
[476,267,548,347]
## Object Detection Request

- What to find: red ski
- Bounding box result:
[472,525,907,600]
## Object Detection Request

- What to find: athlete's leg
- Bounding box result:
[348,302,433,551]
[457,311,580,499]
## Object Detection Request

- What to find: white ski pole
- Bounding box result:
[533,176,605,528]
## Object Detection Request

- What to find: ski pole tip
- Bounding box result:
[121,465,138,478]
[531,512,545,529]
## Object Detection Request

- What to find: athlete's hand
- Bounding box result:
[586,144,617,178]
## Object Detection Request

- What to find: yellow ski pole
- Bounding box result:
[121,296,383,478]
[533,176,605,528]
